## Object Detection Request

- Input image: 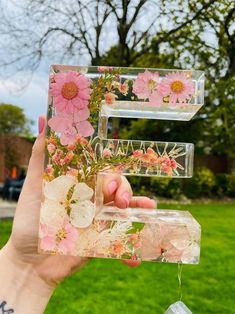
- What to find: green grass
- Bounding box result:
[1,203,235,314]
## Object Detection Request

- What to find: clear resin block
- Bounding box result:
[165,301,193,314]
[38,64,201,264]
[97,139,194,177]
[50,64,204,125]
[39,204,200,264]
[91,208,200,264]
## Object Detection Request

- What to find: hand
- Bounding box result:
[0,116,156,313]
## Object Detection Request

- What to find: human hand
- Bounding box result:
[0,116,156,313]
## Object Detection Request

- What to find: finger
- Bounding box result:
[102,174,133,208]
[122,260,141,268]
[18,116,46,203]
[129,196,156,209]
[102,173,122,204]
[113,176,133,209]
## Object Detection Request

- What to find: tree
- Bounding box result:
[0,103,33,135]
[0,0,215,87]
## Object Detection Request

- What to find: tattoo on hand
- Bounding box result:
[0,301,14,313]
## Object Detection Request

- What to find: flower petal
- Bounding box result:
[44,175,76,202]
[73,107,90,122]
[40,236,57,251]
[70,200,95,228]
[72,182,94,201]
[48,115,71,132]
[40,199,68,225]
[76,120,95,137]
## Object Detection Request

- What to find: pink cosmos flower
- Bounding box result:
[50,71,91,114]
[158,72,194,105]
[148,90,162,107]
[48,107,94,145]
[133,70,159,99]
[39,220,78,254]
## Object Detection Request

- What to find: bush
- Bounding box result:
[214,173,229,196]
[127,168,234,199]
[150,177,182,199]
[183,167,216,198]
[227,172,235,196]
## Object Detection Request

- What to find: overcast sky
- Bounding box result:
[0,61,52,134]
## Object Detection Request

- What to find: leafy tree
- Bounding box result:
[0,103,33,135]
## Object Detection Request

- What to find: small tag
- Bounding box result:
[165,301,193,314]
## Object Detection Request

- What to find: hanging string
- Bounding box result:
[178,263,183,301]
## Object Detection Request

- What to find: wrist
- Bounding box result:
[0,243,54,314]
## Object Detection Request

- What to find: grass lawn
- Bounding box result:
[1,203,235,314]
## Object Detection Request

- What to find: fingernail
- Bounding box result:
[122,192,131,208]
[108,181,118,195]
[38,116,45,134]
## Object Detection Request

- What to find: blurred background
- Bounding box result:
[0,1,234,313]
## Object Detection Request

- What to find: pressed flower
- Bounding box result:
[43,175,95,228]
[133,70,159,99]
[104,92,118,105]
[118,81,129,95]
[132,149,143,158]
[103,148,112,158]
[50,71,91,114]
[110,241,125,255]
[148,90,162,107]
[47,143,56,154]
[76,135,89,146]
[48,107,94,145]
[39,220,78,254]
[158,72,194,105]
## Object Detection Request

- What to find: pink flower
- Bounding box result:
[98,66,113,73]
[47,143,56,154]
[133,70,159,99]
[103,148,112,158]
[148,90,162,107]
[39,220,78,254]
[66,168,79,177]
[45,164,53,175]
[104,92,117,105]
[76,135,89,146]
[64,151,75,164]
[119,81,129,95]
[48,107,94,145]
[158,156,177,176]
[132,149,143,158]
[52,149,64,165]
[158,72,194,105]
[50,71,91,114]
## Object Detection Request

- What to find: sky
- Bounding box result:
[0,67,49,135]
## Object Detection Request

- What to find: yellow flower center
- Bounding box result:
[60,199,71,207]
[171,80,184,93]
[56,228,67,241]
[61,82,78,100]
[147,79,157,90]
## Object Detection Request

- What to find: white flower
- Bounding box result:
[42,175,95,228]
[181,243,200,263]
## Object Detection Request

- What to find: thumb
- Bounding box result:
[18,116,46,203]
